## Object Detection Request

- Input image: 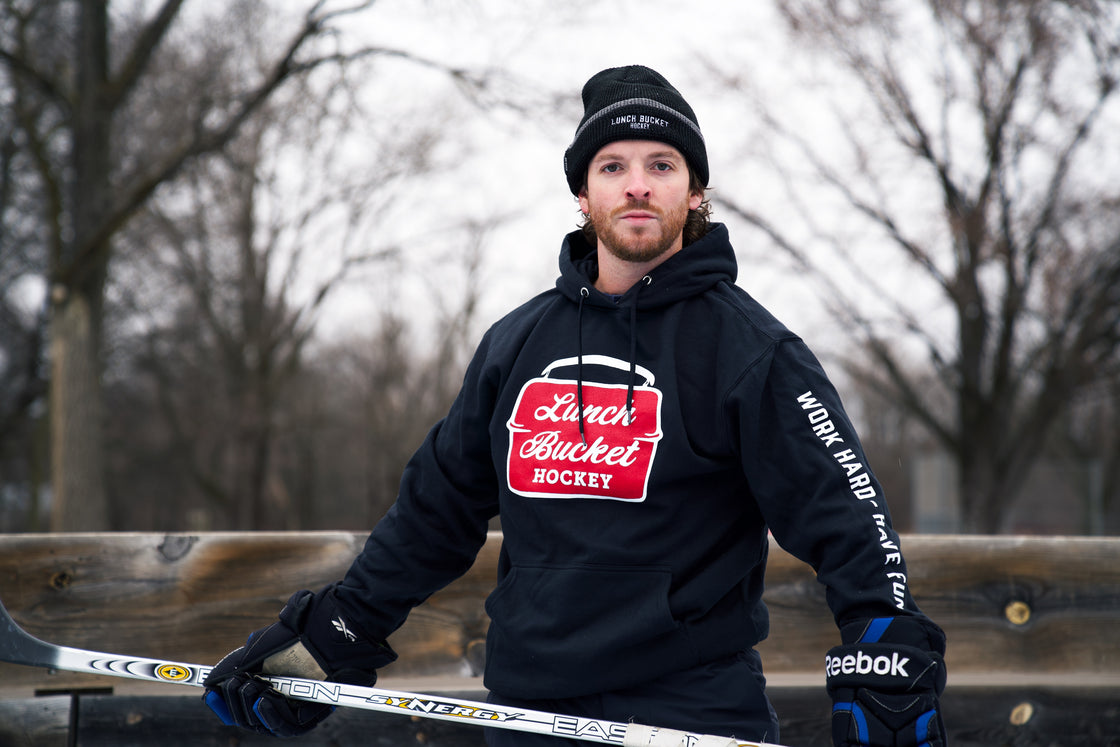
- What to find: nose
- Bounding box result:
[625,171,651,200]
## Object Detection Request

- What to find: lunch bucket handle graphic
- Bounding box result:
[540,355,655,387]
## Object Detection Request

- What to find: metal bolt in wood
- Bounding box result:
[1004,600,1031,625]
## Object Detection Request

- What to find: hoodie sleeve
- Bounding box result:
[733,338,925,627]
[330,329,503,640]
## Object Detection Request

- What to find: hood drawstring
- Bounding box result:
[626,276,652,425]
[573,278,654,443]
[575,277,651,443]
[577,286,590,446]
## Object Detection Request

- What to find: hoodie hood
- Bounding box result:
[556,223,737,308]
[554,223,738,445]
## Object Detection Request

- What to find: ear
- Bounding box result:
[688,190,703,211]
[578,189,590,215]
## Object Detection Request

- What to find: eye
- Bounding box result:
[651,161,674,172]
[601,163,623,173]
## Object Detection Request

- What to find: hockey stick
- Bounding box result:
[0,598,787,747]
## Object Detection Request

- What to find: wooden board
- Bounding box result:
[0,682,1115,747]
[757,534,1120,678]
[2,532,1119,696]
[0,531,497,694]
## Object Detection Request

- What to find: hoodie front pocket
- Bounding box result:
[484,563,698,697]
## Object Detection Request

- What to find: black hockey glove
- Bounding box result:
[203,585,397,737]
[826,616,947,747]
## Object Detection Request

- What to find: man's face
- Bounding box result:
[579,140,702,265]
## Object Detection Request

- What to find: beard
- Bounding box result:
[587,197,690,264]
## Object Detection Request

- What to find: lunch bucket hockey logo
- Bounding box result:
[506,355,663,501]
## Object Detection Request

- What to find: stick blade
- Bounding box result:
[0,596,61,669]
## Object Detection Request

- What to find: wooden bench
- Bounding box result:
[1,532,1116,745]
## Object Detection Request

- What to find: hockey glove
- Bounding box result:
[826,616,947,747]
[203,584,397,737]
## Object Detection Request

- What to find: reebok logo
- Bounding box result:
[826,650,910,679]
[332,616,357,642]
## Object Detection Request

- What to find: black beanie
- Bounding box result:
[563,65,708,196]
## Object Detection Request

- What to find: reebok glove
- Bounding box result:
[203,584,397,737]
[826,617,947,747]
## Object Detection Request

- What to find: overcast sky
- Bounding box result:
[298,0,850,348]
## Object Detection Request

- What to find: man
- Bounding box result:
[204,65,947,747]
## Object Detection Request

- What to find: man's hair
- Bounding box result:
[579,167,712,248]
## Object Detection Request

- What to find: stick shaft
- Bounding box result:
[1,599,785,746]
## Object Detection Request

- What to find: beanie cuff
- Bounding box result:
[570,96,705,148]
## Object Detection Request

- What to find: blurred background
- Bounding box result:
[2,0,1118,535]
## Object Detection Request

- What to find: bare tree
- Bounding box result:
[0,273,48,530]
[0,2,61,530]
[107,91,454,529]
[103,213,493,531]
[713,0,1120,532]
[300,222,492,529]
[0,143,46,525]
[0,0,497,530]
[1046,378,1120,533]
[99,8,499,529]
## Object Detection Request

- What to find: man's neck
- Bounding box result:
[593,243,681,295]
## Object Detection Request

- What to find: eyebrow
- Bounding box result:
[591,149,684,164]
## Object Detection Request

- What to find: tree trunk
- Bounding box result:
[48,286,109,530]
[49,0,112,530]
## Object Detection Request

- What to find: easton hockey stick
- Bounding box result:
[0,598,788,747]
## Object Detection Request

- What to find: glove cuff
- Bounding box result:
[838,615,946,655]
[284,586,398,682]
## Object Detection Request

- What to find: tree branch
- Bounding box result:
[105,0,186,111]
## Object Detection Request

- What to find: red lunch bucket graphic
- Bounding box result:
[506,355,664,501]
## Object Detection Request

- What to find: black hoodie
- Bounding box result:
[336,223,931,699]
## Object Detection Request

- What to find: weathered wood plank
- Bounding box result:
[0,692,491,747]
[0,531,497,695]
[0,696,69,747]
[0,683,1115,747]
[758,535,1120,677]
[2,533,1119,696]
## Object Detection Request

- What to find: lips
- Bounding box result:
[618,209,658,224]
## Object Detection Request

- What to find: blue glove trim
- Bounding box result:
[833,701,869,745]
[205,690,236,726]
[859,617,893,643]
[916,709,937,744]
[251,698,274,736]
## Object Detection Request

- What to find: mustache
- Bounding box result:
[612,199,659,216]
